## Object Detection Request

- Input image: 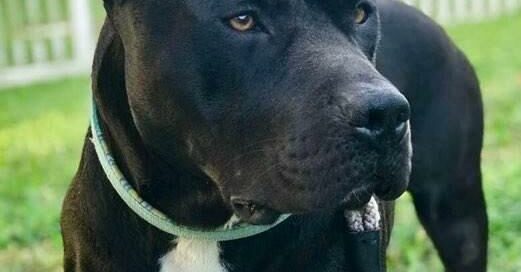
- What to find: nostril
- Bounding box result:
[393,104,410,135]
[397,106,410,124]
[395,122,407,137]
[367,108,386,132]
[352,90,410,140]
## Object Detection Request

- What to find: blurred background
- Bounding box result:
[0,0,520,271]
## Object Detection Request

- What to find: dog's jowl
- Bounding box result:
[61,0,487,271]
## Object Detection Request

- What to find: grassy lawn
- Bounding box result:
[387,13,521,271]
[1,14,520,272]
[0,79,89,271]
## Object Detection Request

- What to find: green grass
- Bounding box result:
[387,14,521,271]
[0,14,520,272]
[0,79,89,271]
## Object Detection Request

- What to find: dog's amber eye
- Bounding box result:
[229,14,256,32]
[354,6,369,24]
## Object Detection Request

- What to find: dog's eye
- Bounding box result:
[354,4,370,25]
[229,14,256,32]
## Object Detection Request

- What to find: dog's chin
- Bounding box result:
[229,174,409,225]
[221,142,412,225]
[230,193,375,226]
[374,178,409,201]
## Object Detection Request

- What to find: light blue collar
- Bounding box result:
[90,101,291,241]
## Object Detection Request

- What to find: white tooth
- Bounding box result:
[223,215,242,230]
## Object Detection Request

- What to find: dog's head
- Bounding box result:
[98,0,412,225]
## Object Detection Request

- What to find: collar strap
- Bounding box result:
[90,100,291,241]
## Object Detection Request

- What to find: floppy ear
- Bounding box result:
[92,18,127,128]
[92,18,151,188]
[102,0,122,12]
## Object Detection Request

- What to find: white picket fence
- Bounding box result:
[403,0,521,24]
[0,0,93,89]
[0,0,520,89]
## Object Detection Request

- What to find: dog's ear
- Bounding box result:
[102,0,129,21]
[102,0,123,12]
[92,18,151,188]
[92,18,128,129]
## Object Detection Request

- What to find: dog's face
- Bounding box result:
[105,0,412,224]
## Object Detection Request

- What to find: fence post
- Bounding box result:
[46,0,67,61]
[470,0,488,21]
[489,0,503,18]
[437,0,451,24]
[419,0,434,17]
[69,0,94,66]
[454,0,468,22]
[4,0,29,65]
[25,0,48,63]
[0,1,6,67]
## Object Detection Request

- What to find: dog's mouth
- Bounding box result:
[204,125,412,225]
[229,193,381,226]
[229,185,385,225]
[221,156,410,225]
[224,156,410,225]
[230,197,284,225]
[341,186,376,210]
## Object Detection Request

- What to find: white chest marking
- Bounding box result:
[159,239,228,272]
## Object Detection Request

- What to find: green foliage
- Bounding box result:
[0,14,520,272]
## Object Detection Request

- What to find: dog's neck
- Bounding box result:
[90,22,232,229]
[92,104,233,229]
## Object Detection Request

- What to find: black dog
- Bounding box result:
[61,0,488,271]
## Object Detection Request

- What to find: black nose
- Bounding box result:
[352,88,410,141]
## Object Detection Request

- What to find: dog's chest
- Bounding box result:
[159,239,228,272]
